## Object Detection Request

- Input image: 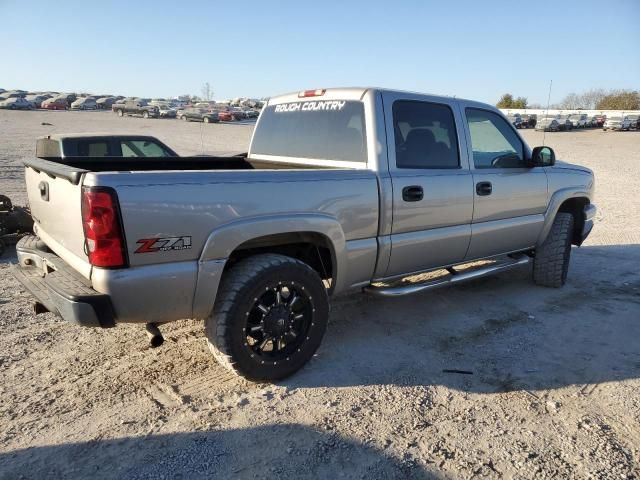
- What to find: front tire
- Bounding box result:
[143,111,149,119]
[206,254,329,382]
[533,212,574,288]
[204,116,210,123]
[117,109,123,117]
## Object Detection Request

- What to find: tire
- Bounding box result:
[183,115,188,121]
[533,212,574,288]
[0,239,5,257]
[117,109,123,117]
[204,116,210,123]
[143,111,149,119]
[206,254,329,382]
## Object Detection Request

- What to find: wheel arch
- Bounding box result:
[193,214,347,320]
[537,188,591,247]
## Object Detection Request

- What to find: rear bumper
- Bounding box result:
[11,235,115,328]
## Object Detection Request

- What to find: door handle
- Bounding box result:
[476,181,492,196]
[402,185,424,202]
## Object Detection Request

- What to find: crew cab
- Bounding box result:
[112,100,159,119]
[13,87,596,382]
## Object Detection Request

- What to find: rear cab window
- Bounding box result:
[250,99,367,165]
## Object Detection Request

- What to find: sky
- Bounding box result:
[1,0,639,105]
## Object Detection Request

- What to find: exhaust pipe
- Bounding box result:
[33,302,49,315]
[145,323,164,348]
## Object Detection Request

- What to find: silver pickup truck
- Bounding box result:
[13,87,596,382]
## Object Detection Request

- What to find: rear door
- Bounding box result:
[383,93,474,278]
[460,105,548,259]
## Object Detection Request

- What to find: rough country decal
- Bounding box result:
[274,100,347,113]
[135,236,192,253]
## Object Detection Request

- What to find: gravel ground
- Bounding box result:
[0,110,639,479]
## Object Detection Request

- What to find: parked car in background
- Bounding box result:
[25,94,50,109]
[522,114,537,128]
[603,116,633,131]
[96,97,117,109]
[112,100,159,119]
[0,97,33,110]
[534,116,561,132]
[556,116,573,131]
[230,107,248,119]
[0,92,23,100]
[626,115,639,129]
[55,93,77,106]
[71,97,98,110]
[42,98,68,110]
[213,106,243,121]
[568,114,588,129]
[508,115,523,129]
[216,109,234,121]
[181,107,219,123]
[36,134,178,158]
[157,104,177,118]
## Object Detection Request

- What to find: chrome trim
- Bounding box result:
[364,254,530,297]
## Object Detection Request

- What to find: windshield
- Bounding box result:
[251,100,367,163]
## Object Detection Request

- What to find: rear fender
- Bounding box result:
[192,214,346,320]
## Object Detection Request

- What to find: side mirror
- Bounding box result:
[530,146,555,167]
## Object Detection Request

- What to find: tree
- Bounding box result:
[580,88,606,109]
[513,96,528,109]
[201,82,213,101]
[496,93,515,108]
[560,92,581,109]
[496,94,527,109]
[596,90,639,110]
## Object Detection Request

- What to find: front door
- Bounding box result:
[461,106,548,260]
[384,94,474,278]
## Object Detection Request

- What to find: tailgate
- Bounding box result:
[24,159,91,278]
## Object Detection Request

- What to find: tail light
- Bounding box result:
[298,89,326,98]
[81,186,127,268]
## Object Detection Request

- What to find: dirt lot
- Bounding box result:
[1,110,639,479]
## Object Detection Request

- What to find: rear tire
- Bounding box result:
[143,111,149,119]
[204,116,210,123]
[206,254,329,382]
[533,212,574,288]
[117,109,123,117]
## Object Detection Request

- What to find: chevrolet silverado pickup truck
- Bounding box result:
[12,87,596,382]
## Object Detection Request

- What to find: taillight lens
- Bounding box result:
[81,187,127,268]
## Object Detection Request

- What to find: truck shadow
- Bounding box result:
[0,244,17,265]
[285,244,640,394]
[0,424,436,480]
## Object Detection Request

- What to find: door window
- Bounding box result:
[392,100,460,169]
[465,108,525,168]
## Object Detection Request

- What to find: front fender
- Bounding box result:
[537,187,591,246]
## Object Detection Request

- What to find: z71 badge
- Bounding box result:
[135,236,192,253]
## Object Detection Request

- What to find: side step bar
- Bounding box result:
[364,254,531,297]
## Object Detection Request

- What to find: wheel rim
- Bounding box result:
[244,282,314,361]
